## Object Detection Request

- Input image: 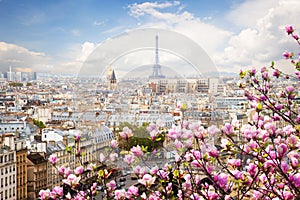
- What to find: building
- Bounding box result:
[0,133,17,200]
[27,153,48,200]
[46,141,72,187]
[15,139,27,200]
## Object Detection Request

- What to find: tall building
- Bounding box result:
[110,69,117,90]
[106,66,117,90]
[7,66,13,82]
[15,139,27,200]
[149,35,165,79]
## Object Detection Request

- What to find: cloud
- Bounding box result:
[102,26,125,35]
[0,41,97,74]
[127,1,232,67]
[128,1,180,18]
[59,42,96,74]
[226,0,279,28]
[0,42,53,72]
[220,0,300,72]
[93,20,105,26]
[127,0,300,74]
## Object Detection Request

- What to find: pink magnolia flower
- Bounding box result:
[39,189,51,200]
[147,123,157,133]
[106,180,117,191]
[296,115,300,124]
[281,161,290,174]
[191,160,201,168]
[228,159,241,167]
[150,130,158,141]
[51,186,63,198]
[291,157,298,168]
[74,166,84,175]
[168,126,180,140]
[138,174,156,187]
[207,191,219,200]
[283,51,294,59]
[131,145,144,157]
[87,163,96,171]
[64,167,72,177]
[48,154,58,165]
[119,127,133,139]
[76,149,81,156]
[250,68,257,75]
[192,150,201,160]
[74,133,81,142]
[127,185,139,196]
[220,138,230,149]
[190,193,201,200]
[124,154,135,165]
[286,85,294,93]
[276,143,288,159]
[282,191,294,200]
[109,153,118,162]
[221,123,233,135]
[208,125,219,135]
[62,174,81,187]
[252,190,263,200]
[208,146,219,158]
[296,71,300,79]
[292,173,300,187]
[150,166,159,175]
[133,166,147,177]
[195,174,201,185]
[58,166,66,176]
[174,139,183,149]
[110,139,118,148]
[75,191,86,200]
[214,173,228,188]
[157,170,168,179]
[99,153,105,162]
[114,189,126,200]
[285,25,294,35]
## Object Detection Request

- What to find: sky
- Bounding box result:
[0,0,299,75]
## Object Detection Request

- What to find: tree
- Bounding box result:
[41,26,300,200]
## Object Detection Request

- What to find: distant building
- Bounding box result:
[4,67,37,82]
[149,35,165,79]
[110,69,117,90]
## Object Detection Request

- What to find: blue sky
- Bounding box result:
[0,0,299,74]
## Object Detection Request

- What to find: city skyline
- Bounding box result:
[0,0,299,75]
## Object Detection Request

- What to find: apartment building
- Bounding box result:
[27,153,47,200]
[0,134,17,200]
[15,139,27,200]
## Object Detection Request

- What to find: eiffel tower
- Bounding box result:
[149,35,165,79]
